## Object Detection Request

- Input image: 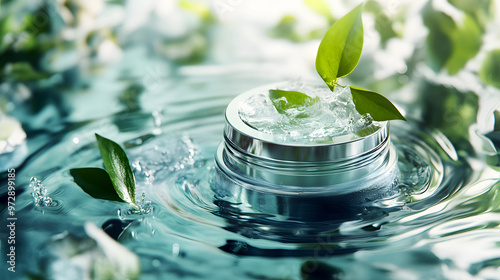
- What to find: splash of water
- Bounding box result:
[29,177,54,207]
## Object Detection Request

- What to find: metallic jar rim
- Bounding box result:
[224,82,389,163]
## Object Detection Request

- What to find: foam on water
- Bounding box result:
[238,81,374,143]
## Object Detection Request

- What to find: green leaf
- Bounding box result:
[95,134,136,206]
[70,168,125,203]
[480,49,500,88]
[269,89,318,115]
[349,86,406,121]
[315,4,363,87]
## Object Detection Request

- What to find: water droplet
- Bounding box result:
[172,243,180,257]
[29,177,55,207]
[118,193,153,220]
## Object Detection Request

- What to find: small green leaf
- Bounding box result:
[95,134,136,206]
[70,168,125,203]
[269,89,318,115]
[350,86,406,121]
[316,4,363,87]
[480,49,500,88]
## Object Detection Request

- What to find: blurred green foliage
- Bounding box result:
[448,0,494,30]
[268,15,330,43]
[268,0,336,43]
[304,0,335,24]
[420,82,478,152]
[364,0,399,47]
[0,5,55,81]
[268,15,303,43]
[179,0,215,22]
[2,62,51,82]
[480,49,500,89]
[422,1,482,75]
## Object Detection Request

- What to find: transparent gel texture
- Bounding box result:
[238,81,374,143]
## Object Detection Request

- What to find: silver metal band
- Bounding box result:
[216,82,395,187]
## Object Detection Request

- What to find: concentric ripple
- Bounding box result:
[4,94,497,279]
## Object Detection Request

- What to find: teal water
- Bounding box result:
[1,56,499,279]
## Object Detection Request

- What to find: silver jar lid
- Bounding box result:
[224,83,389,163]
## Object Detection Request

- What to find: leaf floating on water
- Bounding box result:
[350,86,406,121]
[70,168,125,203]
[95,133,137,206]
